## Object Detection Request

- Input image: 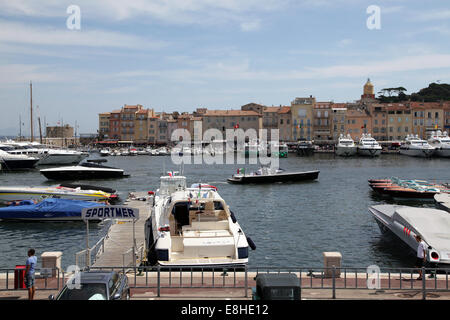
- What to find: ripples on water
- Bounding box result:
[0,153,448,269]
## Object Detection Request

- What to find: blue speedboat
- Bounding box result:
[0,198,105,222]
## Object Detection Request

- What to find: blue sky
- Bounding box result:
[0,0,450,135]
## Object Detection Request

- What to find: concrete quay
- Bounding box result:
[1,271,450,300]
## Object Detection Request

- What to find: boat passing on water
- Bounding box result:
[369,205,450,266]
[399,134,435,158]
[145,172,254,269]
[335,134,357,157]
[227,167,319,184]
[356,133,382,157]
[0,198,105,222]
[0,185,118,204]
[40,159,128,180]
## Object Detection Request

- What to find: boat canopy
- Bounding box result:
[393,207,450,251]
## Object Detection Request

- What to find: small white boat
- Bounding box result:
[399,135,435,158]
[357,133,382,157]
[428,130,450,158]
[145,172,254,269]
[335,134,357,157]
[99,149,110,157]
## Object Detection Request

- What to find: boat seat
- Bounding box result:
[182,220,229,232]
[182,236,235,258]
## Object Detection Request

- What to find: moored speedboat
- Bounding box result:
[335,134,357,157]
[357,133,382,157]
[369,204,450,266]
[40,160,128,180]
[0,198,105,222]
[0,185,117,204]
[227,167,319,184]
[145,172,254,269]
[399,134,435,158]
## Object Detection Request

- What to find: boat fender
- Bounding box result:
[230,211,237,223]
[247,237,256,250]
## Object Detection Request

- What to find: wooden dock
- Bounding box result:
[92,192,151,268]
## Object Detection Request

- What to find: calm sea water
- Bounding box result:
[0,152,448,270]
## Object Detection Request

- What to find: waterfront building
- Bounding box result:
[46,124,74,139]
[134,108,151,144]
[108,109,121,140]
[411,102,445,138]
[291,96,315,141]
[368,104,387,141]
[385,103,412,141]
[346,108,372,141]
[167,119,179,144]
[277,106,292,142]
[262,106,281,140]
[241,102,265,114]
[202,109,262,139]
[98,112,110,139]
[313,102,333,144]
[331,105,347,142]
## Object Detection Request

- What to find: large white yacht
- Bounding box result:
[428,130,450,158]
[2,141,88,165]
[399,134,435,158]
[335,134,357,157]
[356,133,382,157]
[145,172,254,269]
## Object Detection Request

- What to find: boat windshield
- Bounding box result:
[159,176,186,196]
[58,283,107,300]
[340,140,353,145]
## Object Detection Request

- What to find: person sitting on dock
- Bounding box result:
[415,235,427,280]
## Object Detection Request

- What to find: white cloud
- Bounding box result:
[0,0,286,27]
[240,20,261,32]
[0,20,167,49]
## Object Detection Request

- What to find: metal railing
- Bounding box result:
[75,236,107,269]
[1,265,450,300]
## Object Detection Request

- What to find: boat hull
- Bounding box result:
[399,148,435,158]
[1,158,39,169]
[335,146,357,157]
[227,170,319,184]
[357,147,381,157]
[40,169,125,180]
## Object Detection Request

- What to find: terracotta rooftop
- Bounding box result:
[203,110,261,117]
[277,106,291,114]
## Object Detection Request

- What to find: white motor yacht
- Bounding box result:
[0,149,39,169]
[1,142,88,165]
[399,134,435,158]
[145,172,254,269]
[428,130,450,158]
[356,133,382,157]
[335,134,357,157]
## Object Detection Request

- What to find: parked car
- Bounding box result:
[252,273,300,300]
[49,270,130,300]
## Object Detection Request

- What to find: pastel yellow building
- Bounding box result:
[291,97,315,141]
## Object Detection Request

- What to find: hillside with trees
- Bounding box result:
[376,82,450,103]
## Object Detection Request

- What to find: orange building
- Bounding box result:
[346,108,372,142]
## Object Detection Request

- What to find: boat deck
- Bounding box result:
[92,192,151,268]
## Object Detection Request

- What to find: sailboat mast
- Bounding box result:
[30,81,33,142]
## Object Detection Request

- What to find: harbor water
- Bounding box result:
[0,153,449,270]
